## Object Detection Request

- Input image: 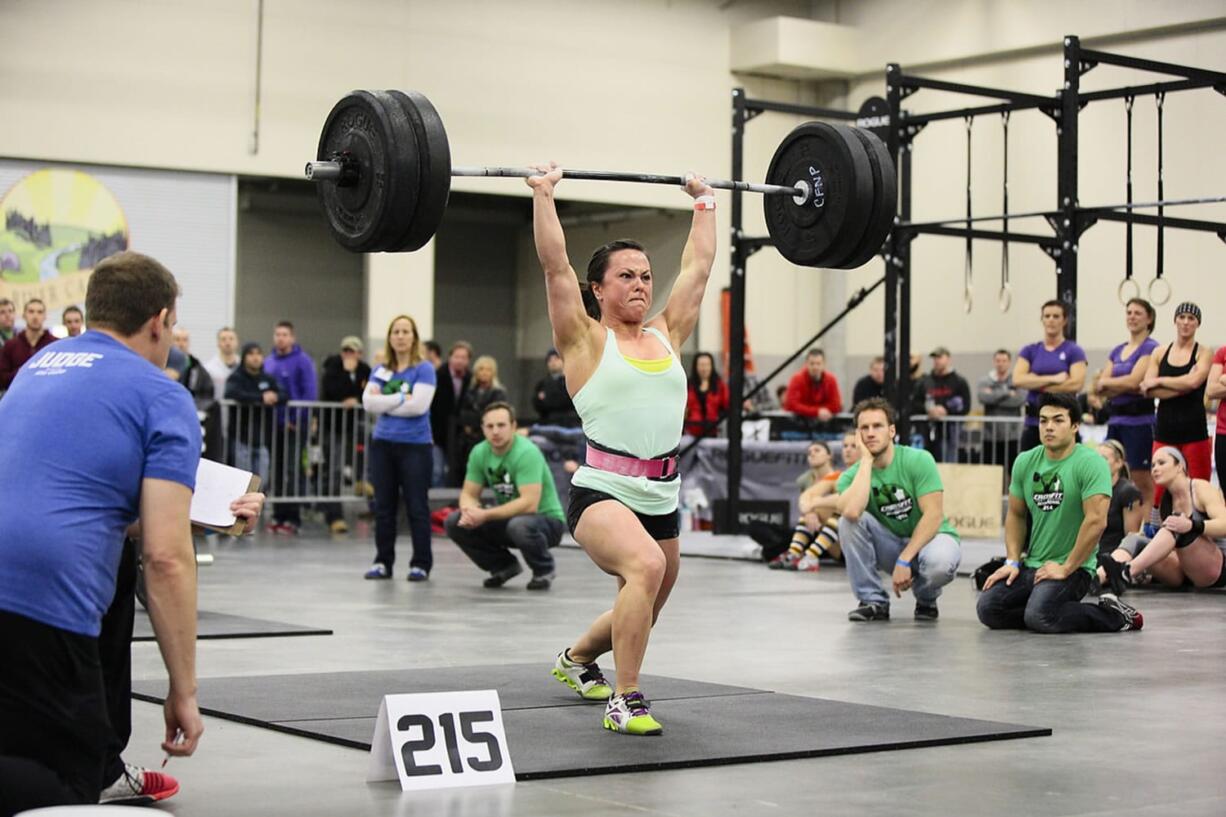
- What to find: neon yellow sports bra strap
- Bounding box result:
[622,355,672,373]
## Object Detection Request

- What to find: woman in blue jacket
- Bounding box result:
[362,315,437,581]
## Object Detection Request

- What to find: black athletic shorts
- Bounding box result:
[567,485,680,541]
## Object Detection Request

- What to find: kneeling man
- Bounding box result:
[977,392,1143,633]
[446,402,566,590]
[838,398,962,621]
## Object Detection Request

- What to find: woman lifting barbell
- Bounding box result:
[528,161,715,736]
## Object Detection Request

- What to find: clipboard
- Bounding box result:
[190,459,262,536]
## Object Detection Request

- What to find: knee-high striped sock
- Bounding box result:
[788,524,814,556]
[805,518,839,559]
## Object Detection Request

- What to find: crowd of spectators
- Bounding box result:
[2,296,1219,538]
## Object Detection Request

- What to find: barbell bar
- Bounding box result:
[306,89,897,268]
[306,160,811,203]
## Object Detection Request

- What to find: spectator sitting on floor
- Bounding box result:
[533,347,580,427]
[684,352,729,438]
[1099,445,1226,595]
[976,392,1144,633]
[783,347,842,424]
[852,356,886,405]
[771,432,862,572]
[60,304,84,338]
[0,298,57,388]
[837,398,962,622]
[171,327,215,402]
[1093,440,1144,592]
[913,346,971,463]
[446,402,566,591]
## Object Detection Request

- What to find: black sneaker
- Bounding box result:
[914,603,939,621]
[1099,593,1144,631]
[483,561,524,588]
[1099,557,1129,596]
[526,572,555,591]
[848,602,890,622]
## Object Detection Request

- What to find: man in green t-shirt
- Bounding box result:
[977,392,1143,632]
[445,402,566,590]
[837,398,962,622]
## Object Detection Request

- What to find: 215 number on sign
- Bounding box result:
[398,711,503,775]
[367,690,516,790]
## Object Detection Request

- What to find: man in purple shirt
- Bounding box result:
[263,320,318,534]
[1011,300,1087,452]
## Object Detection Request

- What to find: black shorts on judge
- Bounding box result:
[567,486,680,541]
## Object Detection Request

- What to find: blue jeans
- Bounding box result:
[370,439,433,573]
[976,566,1121,633]
[838,513,961,607]
[444,511,563,576]
[231,442,269,489]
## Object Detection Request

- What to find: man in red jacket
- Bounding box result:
[0,299,57,388]
[784,348,843,422]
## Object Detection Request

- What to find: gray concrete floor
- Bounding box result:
[127,526,1226,817]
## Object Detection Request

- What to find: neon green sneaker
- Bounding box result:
[551,650,612,701]
[603,691,663,736]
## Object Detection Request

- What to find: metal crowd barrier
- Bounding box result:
[907,414,1025,468]
[219,399,372,506]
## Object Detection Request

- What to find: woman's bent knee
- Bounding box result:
[626,550,667,591]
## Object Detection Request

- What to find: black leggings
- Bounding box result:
[1217,434,1226,500]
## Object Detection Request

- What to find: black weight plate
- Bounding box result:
[366,91,423,252]
[763,121,874,268]
[855,96,891,144]
[840,126,897,269]
[385,90,452,253]
[315,90,419,253]
[818,125,877,268]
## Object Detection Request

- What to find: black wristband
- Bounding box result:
[1189,517,1205,539]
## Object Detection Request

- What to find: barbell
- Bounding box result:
[304,90,897,269]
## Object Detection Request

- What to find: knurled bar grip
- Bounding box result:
[305,160,809,203]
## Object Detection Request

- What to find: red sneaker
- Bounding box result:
[99,763,180,804]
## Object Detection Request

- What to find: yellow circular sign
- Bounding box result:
[1,168,129,284]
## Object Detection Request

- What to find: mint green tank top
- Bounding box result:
[571,326,687,515]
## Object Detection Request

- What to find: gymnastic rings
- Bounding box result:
[1148,276,1172,306]
[1116,277,1141,305]
[998,282,1013,312]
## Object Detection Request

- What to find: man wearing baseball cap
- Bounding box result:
[320,335,372,533]
[913,346,971,463]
